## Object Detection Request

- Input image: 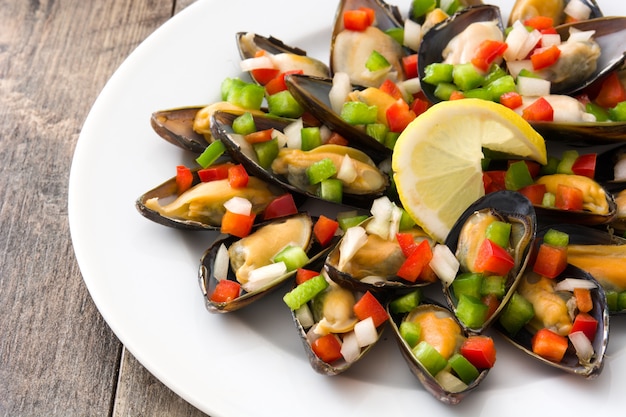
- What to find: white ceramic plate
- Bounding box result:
[69,1,626,415]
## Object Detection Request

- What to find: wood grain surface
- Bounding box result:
[0,0,207,415]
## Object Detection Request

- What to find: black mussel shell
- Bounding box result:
[150,106,209,153]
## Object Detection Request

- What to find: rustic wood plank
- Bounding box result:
[0,0,185,415]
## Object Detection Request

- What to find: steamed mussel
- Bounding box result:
[199,213,337,312]
[508,0,603,26]
[443,191,536,334]
[388,298,495,404]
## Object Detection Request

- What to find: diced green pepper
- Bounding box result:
[225,81,265,110]
[300,126,322,151]
[366,123,389,143]
[318,178,343,203]
[232,112,257,135]
[487,75,516,102]
[253,138,279,169]
[556,149,579,174]
[448,353,479,385]
[283,274,329,310]
[485,221,511,248]
[483,64,507,86]
[606,290,619,312]
[365,50,391,72]
[452,273,484,301]
[586,102,610,122]
[410,0,437,19]
[220,77,247,101]
[385,27,404,45]
[399,208,416,230]
[389,290,423,314]
[517,68,541,79]
[267,90,304,118]
[618,291,626,311]
[540,155,560,175]
[337,214,368,231]
[453,63,485,91]
[306,158,337,184]
[505,160,534,191]
[481,275,506,299]
[196,140,226,168]
[385,131,401,150]
[609,101,626,121]
[456,294,489,329]
[341,101,378,125]
[542,192,556,207]
[412,341,448,376]
[434,82,458,101]
[423,63,454,85]
[498,292,534,336]
[400,321,422,348]
[543,228,569,247]
[463,88,492,101]
[273,245,310,272]
[440,0,462,14]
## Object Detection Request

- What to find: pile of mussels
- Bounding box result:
[136,0,626,405]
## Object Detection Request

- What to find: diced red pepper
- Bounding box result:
[221,210,255,238]
[419,264,439,283]
[295,268,320,285]
[264,69,304,96]
[449,90,465,100]
[313,215,339,247]
[571,153,597,179]
[343,8,374,31]
[471,40,508,72]
[263,193,298,220]
[396,232,418,257]
[483,171,507,194]
[540,27,558,35]
[570,312,598,342]
[402,54,418,79]
[396,239,433,282]
[386,99,416,132]
[325,132,349,146]
[518,183,547,205]
[523,16,554,31]
[353,291,389,327]
[499,91,523,109]
[532,243,567,278]
[176,165,193,194]
[379,79,404,100]
[250,51,280,85]
[474,238,515,276]
[198,162,234,182]
[574,287,593,313]
[555,183,584,211]
[410,96,430,117]
[460,335,497,369]
[312,334,343,363]
[522,97,554,122]
[482,293,501,319]
[531,45,561,70]
[228,164,249,188]
[594,72,626,109]
[244,128,274,144]
[209,279,241,303]
[532,328,568,362]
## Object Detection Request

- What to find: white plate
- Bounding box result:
[69,1,626,415]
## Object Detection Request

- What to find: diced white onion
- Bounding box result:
[242,261,287,292]
[284,118,303,149]
[295,303,315,329]
[504,21,542,61]
[223,196,252,216]
[354,316,378,347]
[567,28,595,44]
[435,370,469,393]
[564,0,592,21]
[506,60,534,79]
[213,243,230,281]
[541,34,562,48]
[614,157,626,181]
[340,331,361,363]
[272,129,288,148]
[569,331,595,363]
[337,154,358,184]
[516,76,551,97]
[555,278,597,292]
[239,55,275,72]
[399,77,422,95]
[429,244,460,287]
[366,196,395,240]
[403,19,423,51]
[338,226,369,270]
[320,124,333,143]
[329,72,352,114]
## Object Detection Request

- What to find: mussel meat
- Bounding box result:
[508,0,603,27]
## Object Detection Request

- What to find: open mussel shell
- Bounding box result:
[418,5,504,104]
[551,16,626,96]
[150,106,209,153]
[211,110,388,209]
[135,160,291,231]
[531,119,626,144]
[494,264,609,378]
[284,74,392,162]
[508,0,603,27]
[199,213,334,312]
[325,217,435,300]
[444,190,537,334]
[538,223,626,315]
[388,301,491,405]
[236,32,309,59]
[289,271,386,375]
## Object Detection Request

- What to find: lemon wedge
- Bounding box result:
[392,98,547,243]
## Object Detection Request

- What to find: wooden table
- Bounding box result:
[0,0,208,415]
